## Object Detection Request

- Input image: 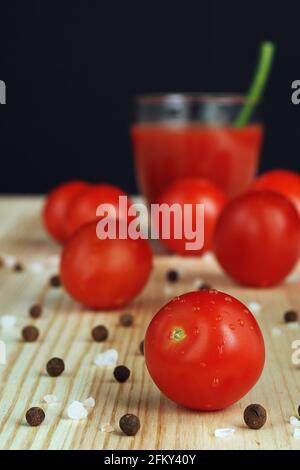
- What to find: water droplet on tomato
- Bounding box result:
[212,377,220,388]
[200,362,207,368]
[229,323,235,330]
[215,316,222,322]
[238,319,244,326]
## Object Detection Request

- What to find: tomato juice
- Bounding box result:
[131,123,263,203]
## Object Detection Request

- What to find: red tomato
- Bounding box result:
[63,184,131,240]
[156,178,227,256]
[251,169,300,216]
[43,180,89,243]
[60,221,153,309]
[214,191,300,287]
[145,290,265,411]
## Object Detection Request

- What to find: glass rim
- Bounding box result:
[134,93,261,105]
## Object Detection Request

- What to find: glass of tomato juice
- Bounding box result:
[130,94,264,203]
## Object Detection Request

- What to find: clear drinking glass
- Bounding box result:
[131,93,263,203]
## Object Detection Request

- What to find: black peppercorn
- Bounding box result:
[114,365,130,383]
[91,325,108,342]
[166,270,179,283]
[25,407,45,427]
[49,275,61,287]
[243,404,267,429]
[46,357,65,377]
[120,313,134,327]
[22,325,39,342]
[29,304,42,319]
[284,310,298,323]
[119,414,140,436]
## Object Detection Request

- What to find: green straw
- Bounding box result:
[234,41,275,128]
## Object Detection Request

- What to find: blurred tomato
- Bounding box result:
[43,180,89,243]
[63,184,131,240]
[145,290,265,410]
[60,221,153,309]
[251,169,300,216]
[214,190,300,287]
[156,178,227,256]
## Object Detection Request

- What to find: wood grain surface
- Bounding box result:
[0,196,300,450]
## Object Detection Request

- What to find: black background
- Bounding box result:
[0,0,299,194]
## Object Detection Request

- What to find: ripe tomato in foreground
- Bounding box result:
[43,180,89,243]
[251,169,300,216]
[145,290,264,411]
[60,221,153,309]
[214,190,300,287]
[63,183,131,240]
[156,178,227,256]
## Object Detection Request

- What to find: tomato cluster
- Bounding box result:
[42,168,300,411]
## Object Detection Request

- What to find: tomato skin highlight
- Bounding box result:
[156,178,227,256]
[214,190,300,287]
[145,290,265,411]
[63,184,131,240]
[251,169,300,216]
[60,221,153,310]
[43,181,89,243]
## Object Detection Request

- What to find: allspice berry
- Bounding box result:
[119,414,140,436]
[243,404,267,429]
[166,270,179,283]
[114,365,130,383]
[46,357,65,377]
[284,310,298,323]
[22,325,39,342]
[29,304,42,319]
[25,407,45,427]
[49,275,61,287]
[119,313,134,327]
[91,325,108,342]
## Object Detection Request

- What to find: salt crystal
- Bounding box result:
[293,428,300,439]
[287,322,299,330]
[290,416,300,427]
[43,394,59,404]
[1,315,16,329]
[94,349,118,367]
[247,301,262,316]
[29,261,45,274]
[82,397,95,410]
[164,286,173,296]
[3,254,16,268]
[67,401,88,420]
[214,428,235,438]
[271,327,282,337]
[100,423,114,433]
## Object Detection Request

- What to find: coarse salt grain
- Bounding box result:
[287,322,299,330]
[29,261,46,274]
[214,428,235,438]
[94,349,118,367]
[1,315,16,329]
[82,397,95,410]
[100,423,114,433]
[67,401,88,420]
[293,428,300,439]
[290,416,300,427]
[247,301,262,316]
[271,327,282,337]
[43,394,59,404]
[3,254,16,268]
[164,286,174,296]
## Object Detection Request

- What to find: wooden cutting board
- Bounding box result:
[0,196,299,450]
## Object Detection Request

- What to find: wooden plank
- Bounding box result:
[0,196,299,450]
